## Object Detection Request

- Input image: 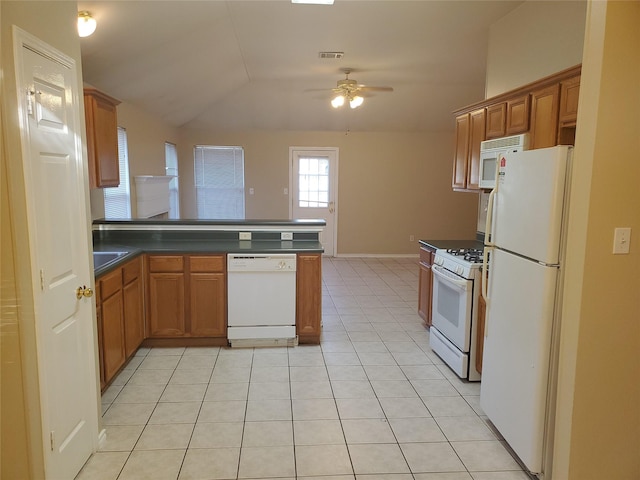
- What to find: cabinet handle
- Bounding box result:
[76,285,94,299]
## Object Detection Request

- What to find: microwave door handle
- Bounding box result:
[432,265,469,290]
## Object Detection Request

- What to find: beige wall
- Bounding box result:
[1,2,87,478]
[553,1,640,478]
[89,101,180,219]
[486,0,587,97]
[177,130,479,255]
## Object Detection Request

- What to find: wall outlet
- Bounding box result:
[281,232,293,240]
[409,235,415,242]
[239,232,252,240]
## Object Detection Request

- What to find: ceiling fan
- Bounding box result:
[329,69,393,109]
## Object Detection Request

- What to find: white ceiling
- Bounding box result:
[78,0,523,133]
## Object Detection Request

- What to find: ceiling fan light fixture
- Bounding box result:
[77,11,97,37]
[349,96,364,109]
[331,95,345,108]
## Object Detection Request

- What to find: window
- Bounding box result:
[103,127,131,219]
[165,142,180,219]
[298,156,329,207]
[194,146,245,219]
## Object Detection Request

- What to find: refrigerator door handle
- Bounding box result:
[485,186,497,247]
[482,246,493,337]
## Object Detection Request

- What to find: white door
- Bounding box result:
[290,147,338,256]
[14,29,98,479]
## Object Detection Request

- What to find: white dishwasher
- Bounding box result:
[227,253,297,347]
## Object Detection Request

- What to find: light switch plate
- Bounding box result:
[613,227,631,254]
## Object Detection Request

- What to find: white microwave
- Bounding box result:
[479,134,529,189]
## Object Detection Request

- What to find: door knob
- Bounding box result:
[76,285,94,299]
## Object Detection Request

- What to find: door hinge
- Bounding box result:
[40,269,45,291]
[27,87,36,116]
[50,431,55,451]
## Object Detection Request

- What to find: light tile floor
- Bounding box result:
[76,256,531,480]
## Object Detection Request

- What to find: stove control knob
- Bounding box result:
[456,266,463,275]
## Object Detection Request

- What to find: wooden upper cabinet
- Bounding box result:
[559,75,581,127]
[452,113,470,190]
[485,103,506,139]
[467,108,486,190]
[84,88,121,189]
[506,94,530,135]
[529,83,560,149]
[452,109,485,191]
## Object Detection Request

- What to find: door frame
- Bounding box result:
[288,146,339,256]
[10,26,100,477]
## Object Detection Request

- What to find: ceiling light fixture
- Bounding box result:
[77,11,97,37]
[331,93,364,109]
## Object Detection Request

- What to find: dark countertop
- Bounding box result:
[93,219,325,277]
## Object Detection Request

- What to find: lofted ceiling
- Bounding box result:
[78,0,523,133]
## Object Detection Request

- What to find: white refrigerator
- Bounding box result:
[480,145,572,475]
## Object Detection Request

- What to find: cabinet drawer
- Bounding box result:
[419,247,434,265]
[149,255,184,272]
[122,256,142,284]
[190,255,225,273]
[100,268,122,299]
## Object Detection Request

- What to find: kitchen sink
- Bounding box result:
[93,251,127,270]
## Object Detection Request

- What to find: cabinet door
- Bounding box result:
[84,89,120,188]
[148,273,186,336]
[530,84,560,149]
[506,94,530,135]
[123,277,144,356]
[418,262,432,327]
[296,254,322,343]
[467,108,486,190]
[452,113,470,189]
[101,292,126,383]
[559,75,580,127]
[418,247,434,326]
[486,103,506,139]
[190,272,226,337]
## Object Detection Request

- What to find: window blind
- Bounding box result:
[194,146,245,219]
[165,142,180,219]
[103,127,131,219]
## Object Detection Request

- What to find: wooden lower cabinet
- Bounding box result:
[97,255,145,388]
[190,272,226,337]
[148,272,186,336]
[418,245,435,327]
[147,254,226,338]
[296,253,322,344]
[123,256,144,356]
[99,268,127,384]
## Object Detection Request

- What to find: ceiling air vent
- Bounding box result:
[319,51,344,59]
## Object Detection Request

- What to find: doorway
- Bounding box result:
[289,147,338,256]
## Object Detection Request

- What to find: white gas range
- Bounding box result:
[429,248,483,381]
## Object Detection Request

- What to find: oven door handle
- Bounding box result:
[432,265,470,291]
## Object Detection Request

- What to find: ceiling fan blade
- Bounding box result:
[358,86,394,92]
